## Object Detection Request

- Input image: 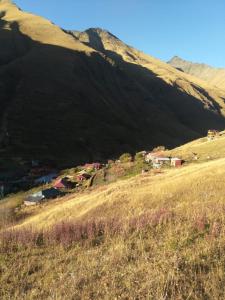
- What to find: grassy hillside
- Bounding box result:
[166,130,225,161]
[1,134,225,298]
[11,157,225,230]
[0,2,225,166]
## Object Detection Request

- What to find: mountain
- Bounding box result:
[168,56,225,90]
[0,1,225,166]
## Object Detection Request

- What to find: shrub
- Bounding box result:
[152,146,166,152]
[134,152,144,162]
[119,153,132,163]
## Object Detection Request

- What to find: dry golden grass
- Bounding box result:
[166,130,225,161]
[1,143,225,298]
[13,156,225,231]
[1,155,225,299]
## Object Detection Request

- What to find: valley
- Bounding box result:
[0,1,225,299]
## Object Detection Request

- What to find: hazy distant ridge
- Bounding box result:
[168,56,225,90]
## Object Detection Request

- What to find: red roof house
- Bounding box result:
[54,178,76,189]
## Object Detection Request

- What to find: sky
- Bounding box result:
[14,0,225,68]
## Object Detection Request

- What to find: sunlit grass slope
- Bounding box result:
[16,156,225,230]
[1,136,225,299]
[167,130,225,161]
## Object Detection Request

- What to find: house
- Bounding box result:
[171,158,182,167]
[42,188,64,199]
[145,152,164,163]
[207,129,220,141]
[34,172,57,185]
[24,188,64,206]
[54,177,76,189]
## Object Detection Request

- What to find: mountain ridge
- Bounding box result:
[168,55,225,90]
[0,2,225,166]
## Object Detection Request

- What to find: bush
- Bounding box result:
[152,146,166,152]
[134,152,144,162]
[119,153,132,163]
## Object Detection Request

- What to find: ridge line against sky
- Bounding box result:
[13,0,225,68]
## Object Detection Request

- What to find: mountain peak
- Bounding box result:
[169,55,183,63]
[68,27,122,53]
[85,27,119,39]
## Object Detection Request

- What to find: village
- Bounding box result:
[0,129,221,206]
[23,153,183,206]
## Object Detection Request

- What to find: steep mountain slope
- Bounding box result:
[0,1,225,166]
[168,56,225,90]
[71,28,225,108]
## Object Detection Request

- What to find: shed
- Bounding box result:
[25,191,45,205]
[171,158,182,167]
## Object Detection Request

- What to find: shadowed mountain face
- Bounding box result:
[168,56,225,90]
[0,2,225,166]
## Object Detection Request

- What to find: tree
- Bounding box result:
[119,153,132,163]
